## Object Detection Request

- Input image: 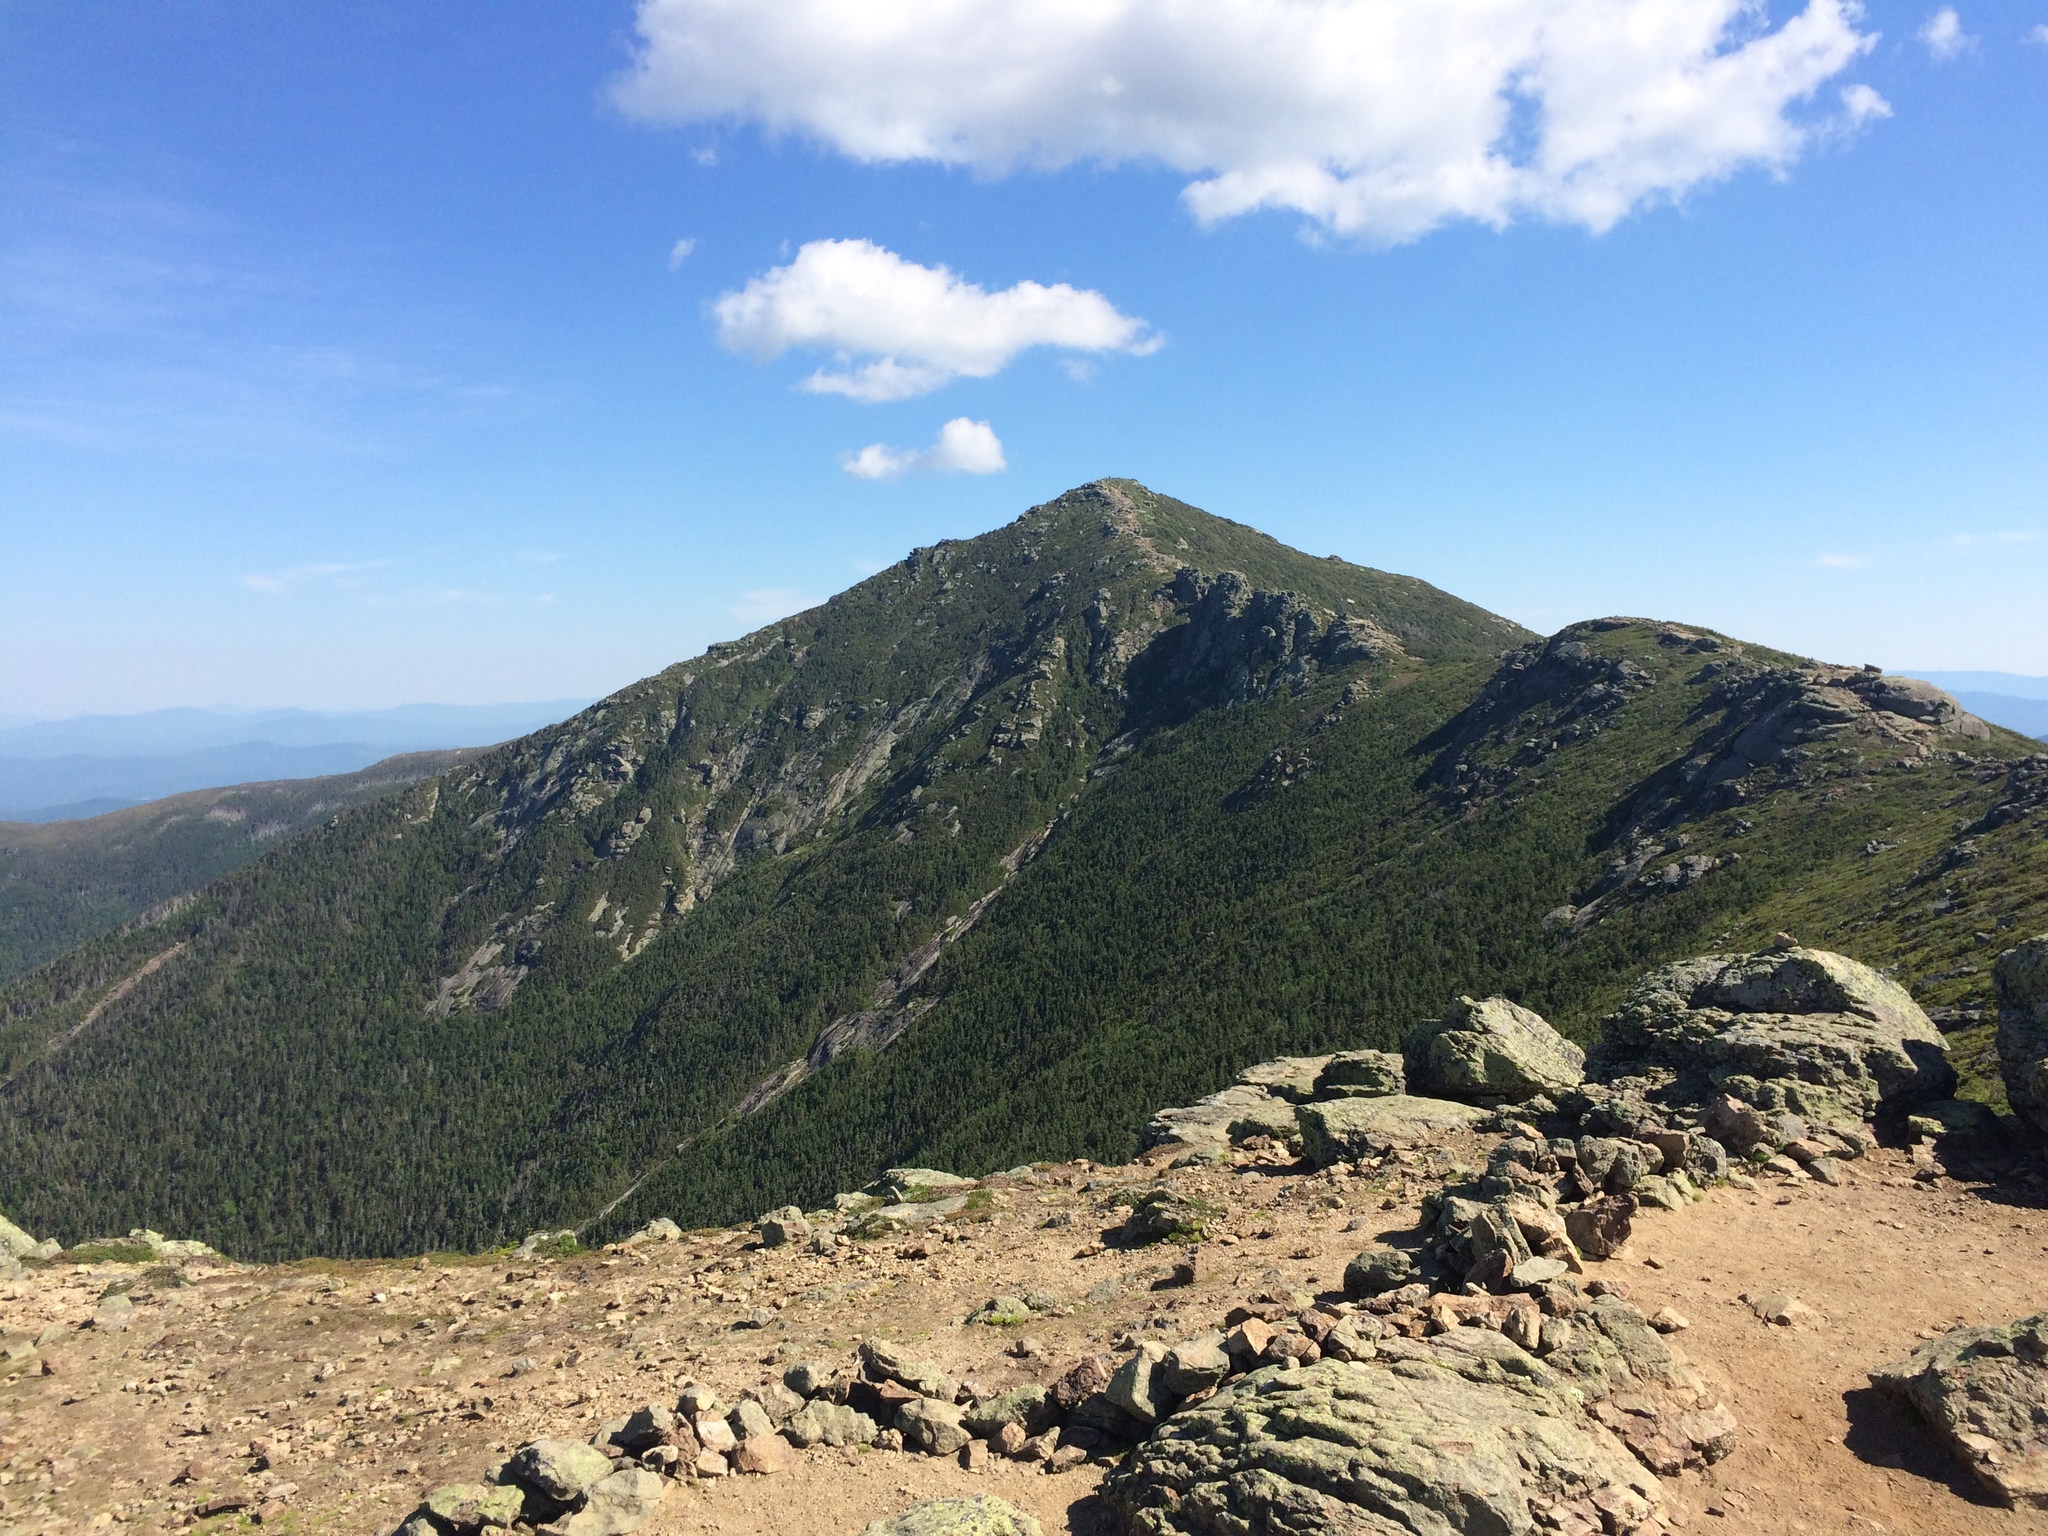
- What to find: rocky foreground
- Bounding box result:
[3,937,2048,1535]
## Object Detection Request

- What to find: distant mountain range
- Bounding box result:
[0,702,589,821]
[2,480,2042,1263]
[1904,673,2048,743]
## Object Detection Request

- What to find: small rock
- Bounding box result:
[1564,1196,1636,1259]
[730,1435,790,1475]
[783,1360,833,1398]
[693,1414,738,1454]
[691,1450,728,1478]
[1745,1292,1814,1327]
[959,1438,990,1472]
[1344,1246,1417,1297]
[1649,1308,1690,1334]
[897,1397,972,1457]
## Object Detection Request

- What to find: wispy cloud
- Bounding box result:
[1946,530,2040,550]
[0,163,519,457]
[240,560,389,596]
[668,237,697,270]
[842,418,1007,481]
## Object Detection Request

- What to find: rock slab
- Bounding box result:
[1105,1354,1657,1536]
[1872,1313,2048,1509]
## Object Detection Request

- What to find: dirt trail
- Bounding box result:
[4,1140,2048,1535]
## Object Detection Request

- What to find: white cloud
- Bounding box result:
[1918,7,1972,59]
[842,417,1008,480]
[616,0,1881,243]
[713,239,1155,401]
[2031,23,2048,44]
[668,237,698,269]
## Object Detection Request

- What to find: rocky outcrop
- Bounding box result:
[1872,1314,2048,1509]
[1996,936,2048,1137]
[1105,1350,1664,1536]
[1597,942,1954,1119]
[1406,995,1586,1104]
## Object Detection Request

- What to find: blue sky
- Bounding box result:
[3,0,2045,715]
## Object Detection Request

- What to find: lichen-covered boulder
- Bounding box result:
[420,1482,526,1531]
[861,1497,1043,1536]
[1996,937,2048,1137]
[1872,1313,2048,1508]
[504,1439,615,1502]
[1406,996,1586,1104]
[1600,945,1953,1115]
[1295,1094,1488,1166]
[1103,1352,1659,1536]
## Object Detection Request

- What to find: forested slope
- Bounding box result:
[0,749,477,983]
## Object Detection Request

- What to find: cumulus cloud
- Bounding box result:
[1918,7,1972,59]
[843,417,1008,480]
[713,239,1155,401]
[615,0,1882,242]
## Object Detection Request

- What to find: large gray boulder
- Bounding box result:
[1406,996,1586,1104]
[1600,945,1953,1116]
[1104,1352,1660,1536]
[1872,1313,2048,1508]
[1996,937,2048,1137]
[1295,1094,1488,1166]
